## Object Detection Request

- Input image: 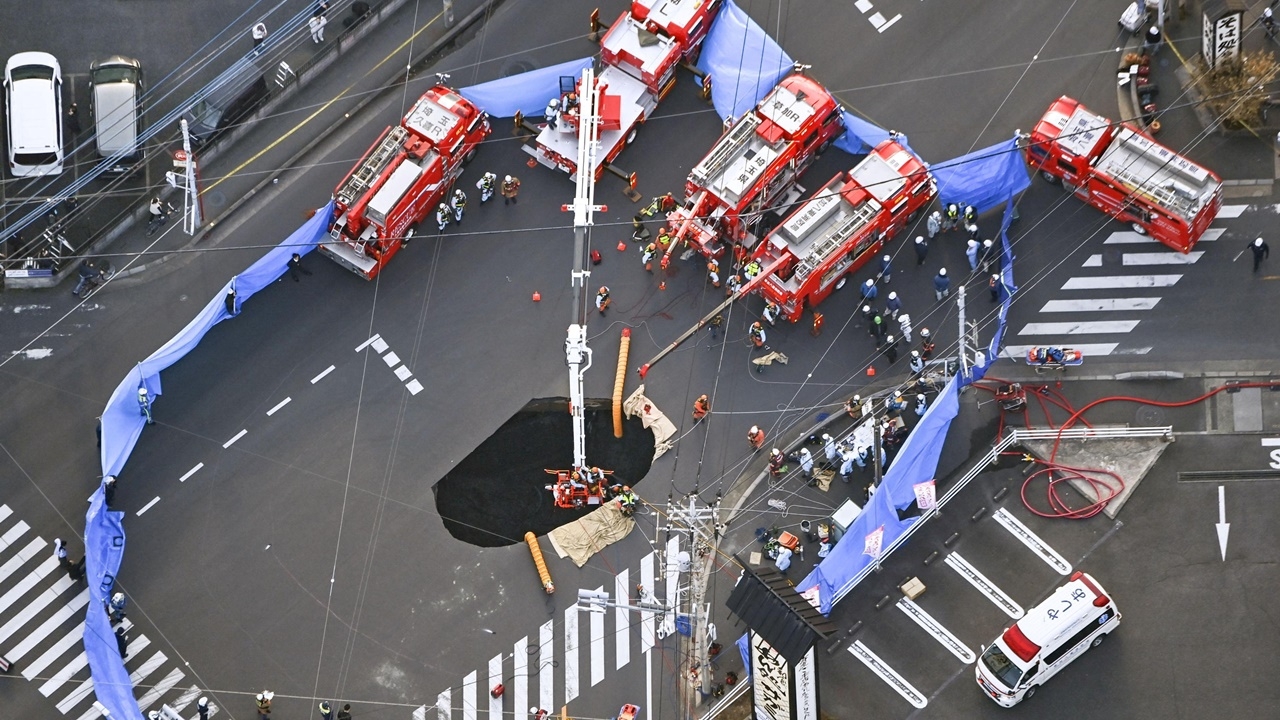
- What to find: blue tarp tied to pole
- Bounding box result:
[964,197,1020,386]
[458,57,594,118]
[736,632,752,681]
[86,201,334,720]
[696,0,793,120]
[833,111,908,156]
[932,137,1030,216]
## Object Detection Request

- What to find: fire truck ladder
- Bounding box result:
[793,202,879,281]
[690,113,762,187]
[335,126,409,205]
[1110,167,1192,216]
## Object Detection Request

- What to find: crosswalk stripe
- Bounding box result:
[538,620,553,712]
[0,519,28,550]
[1039,298,1160,312]
[412,705,426,720]
[22,618,84,680]
[564,606,579,704]
[1018,320,1140,335]
[513,637,528,720]
[488,654,502,719]
[1102,231,1154,244]
[7,586,88,660]
[662,537,680,638]
[1218,204,1247,218]
[0,505,11,524]
[74,650,169,720]
[1003,344,1119,359]
[1122,251,1204,265]
[40,621,132,697]
[0,561,71,638]
[640,553,655,653]
[590,586,605,687]
[0,537,43,584]
[462,670,476,720]
[171,685,202,713]
[0,556,59,617]
[136,667,186,711]
[58,674,97,713]
[614,570,630,671]
[1202,228,1225,241]
[434,689,449,720]
[1062,274,1180,289]
[1082,254,1102,267]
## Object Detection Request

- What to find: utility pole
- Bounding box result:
[659,491,722,716]
[166,119,203,235]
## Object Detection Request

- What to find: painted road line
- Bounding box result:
[0,519,30,551]
[855,0,872,10]
[615,569,631,670]
[1082,254,1102,267]
[1102,231,1156,244]
[1122,251,1204,265]
[411,704,425,720]
[434,689,449,720]
[266,397,291,416]
[462,669,476,720]
[75,650,171,719]
[944,552,1025,619]
[488,654,503,719]
[406,380,424,395]
[0,556,57,615]
[354,334,381,352]
[590,585,605,686]
[0,574,76,644]
[23,619,84,679]
[171,685,203,714]
[564,605,580,703]
[1002,344,1121,359]
[222,430,248,448]
[40,623,137,696]
[848,641,927,709]
[0,537,44,585]
[1218,204,1247,218]
[1261,438,1280,447]
[640,552,656,652]
[539,619,554,712]
[1202,228,1226,241]
[136,497,161,516]
[1062,274,1181,289]
[8,587,89,661]
[0,505,10,524]
[311,365,336,384]
[382,351,400,367]
[873,12,901,32]
[1039,298,1160,313]
[59,674,97,713]
[513,636,528,720]
[393,365,412,381]
[663,536,681,638]
[993,508,1072,575]
[136,667,186,711]
[370,337,389,354]
[178,463,204,483]
[1018,320,1140,335]
[895,598,975,664]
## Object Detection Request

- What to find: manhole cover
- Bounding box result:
[1135,406,1165,425]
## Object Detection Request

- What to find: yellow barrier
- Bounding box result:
[613,328,631,438]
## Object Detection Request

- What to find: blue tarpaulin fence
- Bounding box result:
[696,0,793,120]
[459,56,594,118]
[84,202,335,720]
[932,137,1031,216]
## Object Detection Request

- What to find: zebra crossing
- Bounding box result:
[413,539,683,720]
[0,504,219,720]
[1005,208,1244,358]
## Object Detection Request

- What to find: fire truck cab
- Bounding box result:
[667,72,844,260]
[753,139,936,322]
[321,85,490,279]
[524,0,721,179]
[1025,96,1221,253]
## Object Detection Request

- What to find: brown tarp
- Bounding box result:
[548,502,636,567]
[622,384,678,459]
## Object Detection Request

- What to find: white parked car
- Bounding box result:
[5,51,64,177]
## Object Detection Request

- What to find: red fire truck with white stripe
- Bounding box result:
[664,72,844,262]
[523,0,722,180]
[753,138,936,322]
[320,85,491,279]
[1024,95,1221,253]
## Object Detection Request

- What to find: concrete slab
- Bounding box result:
[1022,428,1172,518]
[1232,388,1263,432]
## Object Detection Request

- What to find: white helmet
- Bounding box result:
[911,350,919,358]
[822,433,832,442]
[888,291,897,300]
[505,175,512,182]
[750,425,759,435]
[939,268,947,276]
[917,394,926,402]
[198,697,209,708]
[886,334,895,343]
[883,254,891,262]
[111,592,125,606]
[138,387,148,397]
[1256,237,1265,247]
[915,235,924,243]
[864,279,874,287]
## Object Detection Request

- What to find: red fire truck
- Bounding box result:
[523,0,722,180]
[1024,95,1221,253]
[753,139,936,322]
[320,85,491,279]
[664,72,845,261]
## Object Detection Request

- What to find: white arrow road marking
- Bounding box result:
[1216,485,1230,561]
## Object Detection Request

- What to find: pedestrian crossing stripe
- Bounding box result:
[1062,274,1181,289]
[1121,251,1203,265]
[1003,343,1119,358]
[1218,204,1247,218]
[1103,227,1224,244]
[1018,320,1140,335]
[1039,298,1160,313]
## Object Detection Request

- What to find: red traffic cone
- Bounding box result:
[527,157,537,168]
[532,291,541,302]
[866,365,876,377]
[617,240,627,252]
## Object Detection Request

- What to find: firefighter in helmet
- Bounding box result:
[435,202,450,232]
[749,321,766,348]
[595,286,612,315]
[616,485,638,516]
[476,171,497,203]
[762,301,780,327]
[725,273,743,298]
[744,260,762,279]
[450,188,467,223]
[944,203,959,231]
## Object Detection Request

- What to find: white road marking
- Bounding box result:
[370,337,389,354]
[0,505,10,523]
[615,569,630,670]
[1202,228,1225,241]
[1063,274,1181,289]
[406,380,424,395]
[539,620,554,712]
[944,552,1025,619]
[0,519,30,551]
[1122,251,1204,265]
[412,704,426,720]
[393,365,412,380]
[136,667,186,711]
[514,636,528,720]
[993,508,1072,575]
[222,429,248,448]
[848,641,928,708]
[355,334,381,352]
[266,397,292,415]
[0,555,57,615]
[489,654,503,719]
[8,587,89,661]
[564,605,579,703]
[1039,298,1160,312]
[896,598,975,663]
[590,586,605,687]
[1018,320,1140,335]
[854,0,872,11]
[435,689,450,720]
[1082,254,1102,267]
[178,463,204,483]
[382,351,400,367]
[873,13,901,31]
[663,536,681,638]
[0,537,43,585]
[640,552,656,652]
[72,650,169,719]
[1103,231,1156,244]
[136,496,161,516]
[171,685,202,713]
[39,623,134,697]
[22,619,84,680]
[311,365,336,384]
[1218,204,1247,218]
[0,573,75,644]
[1261,438,1280,447]
[1004,344,1119,358]
[462,669,476,720]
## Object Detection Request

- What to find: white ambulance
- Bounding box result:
[976,571,1120,706]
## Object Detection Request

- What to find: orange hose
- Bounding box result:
[525,532,554,594]
[613,328,631,438]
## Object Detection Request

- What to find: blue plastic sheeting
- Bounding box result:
[833,111,909,156]
[86,201,334,720]
[83,489,138,720]
[965,197,1020,386]
[932,137,1030,216]
[99,202,333,478]
[696,0,793,120]
[736,632,751,681]
[458,57,594,118]
[799,377,962,614]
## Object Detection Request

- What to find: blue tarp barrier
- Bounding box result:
[932,137,1031,216]
[86,201,334,720]
[696,0,793,120]
[736,632,751,681]
[966,197,1020,385]
[459,57,594,118]
[833,111,903,156]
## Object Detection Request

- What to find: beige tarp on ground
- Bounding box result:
[548,502,636,567]
[623,384,678,460]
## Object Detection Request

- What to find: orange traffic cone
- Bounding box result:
[532,291,541,302]
[617,240,627,252]
[866,365,876,376]
[527,157,537,168]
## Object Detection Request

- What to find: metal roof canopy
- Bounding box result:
[726,561,837,665]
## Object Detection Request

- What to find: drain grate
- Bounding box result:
[1178,469,1280,483]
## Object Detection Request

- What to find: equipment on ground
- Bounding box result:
[616,703,641,720]
[663,71,845,262]
[1026,346,1083,371]
[523,0,723,181]
[321,84,491,278]
[1023,95,1221,253]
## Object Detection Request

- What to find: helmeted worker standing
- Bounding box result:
[450,188,467,223]
[595,286,612,315]
[435,202,450,232]
[748,425,766,451]
[926,212,941,240]
[692,394,710,421]
[768,448,786,478]
[749,321,767,348]
[476,171,497,203]
[501,175,521,205]
[707,258,721,287]
[642,243,657,272]
[943,203,959,231]
[762,301,780,327]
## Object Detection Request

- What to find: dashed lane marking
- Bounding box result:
[993,508,1072,575]
[944,552,1025,619]
[354,334,381,352]
[178,463,203,483]
[848,640,928,709]
[382,351,400,367]
[564,605,579,703]
[222,430,248,449]
[895,598,975,664]
[310,365,335,384]
[266,397,291,416]
[406,380,424,395]
[136,497,161,516]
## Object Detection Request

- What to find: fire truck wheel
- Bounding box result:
[1063,181,1077,193]
[834,276,847,290]
[464,148,477,165]
[625,127,639,146]
[818,137,833,155]
[1040,170,1060,184]
[1130,222,1147,235]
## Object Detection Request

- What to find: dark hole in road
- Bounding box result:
[434,397,656,547]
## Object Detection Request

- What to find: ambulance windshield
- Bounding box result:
[981,644,1026,689]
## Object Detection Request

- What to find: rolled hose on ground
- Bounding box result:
[613,328,631,438]
[525,531,554,594]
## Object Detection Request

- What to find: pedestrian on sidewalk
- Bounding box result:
[501,175,521,204]
[926,212,941,240]
[308,14,326,43]
[748,425,766,451]
[288,253,312,282]
[914,235,928,265]
[1250,237,1269,273]
[885,291,902,319]
[692,394,710,421]
[933,268,950,300]
[251,22,268,53]
[966,239,980,272]
[860,278,878,303]
[878,254,892,283]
